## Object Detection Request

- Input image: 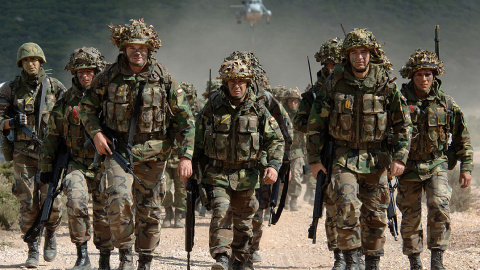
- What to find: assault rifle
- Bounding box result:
[24,139,69,243]
[308,134,334,244]
[387,176,399,240]
[185,167,200,270]
[268,160,290,226]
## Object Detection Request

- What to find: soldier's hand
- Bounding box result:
[390,160,405,177]
[178,157,193,186]
[310,162,327,178]
[93,132,112,155]
[263,167,278,184]
[11,112,27,127]
[459,172,471,188]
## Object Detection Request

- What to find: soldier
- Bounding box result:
[307,28,412,269]
[79,19,194,270]
[0,42,66,268]
[397,49,474,270]
[40,47,112,270]
[162,81,198,229]
[202,79,222,105]
[194,57,284,270]
[295,37,353,270]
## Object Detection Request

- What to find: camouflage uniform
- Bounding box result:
[79,19,195,269]
[397,49,474,269]
[40,47,112,269]
[194,58,284,268]
[0,42,66,266]
[307,29,412,266]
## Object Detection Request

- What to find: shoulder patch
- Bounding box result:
[269,116,275,122]
[175,87,183,96]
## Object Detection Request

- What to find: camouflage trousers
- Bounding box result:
[209,186,258,262]
[328,164,389,256]
[12,152,62,236]
[102,156,166,253]
[162,166,186,211]
[251,180,271,252]
[397,171,452,255]
[62,166,112,250]
[288,157,304,197]
[324,182,339,251]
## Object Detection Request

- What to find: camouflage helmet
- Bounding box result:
[271,85,288,99]
[17,42,46,67]
[399,49,445,79]
[179,81,196,97]
[341,28,381,57]
[64,47,109,75]
[108,18,161,52]
[315,37,343,64]
[205,79,222,93]
[218,58,253,84]
[283,87,302,100]
[225,51,266,82]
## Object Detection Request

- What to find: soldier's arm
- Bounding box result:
[450,100,474,174]
[306,84,331,165]
[293,84,317,133]
[79,83,105,139]
[168,85,195,160]
[262,110,285,172]
[40,102,64,172]
[0,83,12,133]
[388,84,412,165]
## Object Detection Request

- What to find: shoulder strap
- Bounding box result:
[127,81,147,166]
[37,77,49,133]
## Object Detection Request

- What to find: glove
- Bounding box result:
[10,113,26,127]
[40,172,53,184]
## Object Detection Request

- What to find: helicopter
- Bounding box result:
[231,0,272,27]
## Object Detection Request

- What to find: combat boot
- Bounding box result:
[173,209,185,228]
[230,259,245,270]
[251,251,262,263]
[98,249,111,270]
[303,186,314,203]
[25,241,39,268]
[290,196,299,211]
[43,229,57,262]
[431,249,446,270]
[332,249,346,270]
[408,253,423,270]
[344,248,362,270]
[72,241,91,270]
[118,248,134,270]
[364,255,380,270]
[162,206,174,228]
[211,253,229,270]
[137,253,153,270]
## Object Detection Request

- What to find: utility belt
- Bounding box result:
[69,148,95,160]
[209,159,258,170]
[409,151,444,161]
[335,140,384,150]
[110,130,166,145]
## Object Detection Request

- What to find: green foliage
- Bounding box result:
[448,167,471,213]
[0,161,18,230]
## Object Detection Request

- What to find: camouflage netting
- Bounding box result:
[342,28,393,71]
[218,59,253,83]
[315,37,343,64]
[16,42,46,67]
[399,49,445,79]
[64,47,109,74]
[179,81,196,97]
[108,18,161,51]
[283,87,302,99]
[224,51,266,82]
[271,85,288,99]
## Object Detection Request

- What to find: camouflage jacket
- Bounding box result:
[0,68,65,158]
[79,54,195,163]
[194,86,284,191]
[40,81,99,177]
[307,62,412,174]
[286,106,306,160]
[401,79,473,179]
[294,67,330,133]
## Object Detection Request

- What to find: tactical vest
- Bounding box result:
[203,92,264,168]
[404,89,453,161]
[101,63,172,141]
[327,68,393,148]
[10,76,58,143]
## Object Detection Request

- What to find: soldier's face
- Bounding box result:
[125,44,149,67]
[227,79,247,100]
[22,57,41,76]
[76,69,95,89]
[349,47,370,73]
[287,98,300,111]
[413,69,434,94]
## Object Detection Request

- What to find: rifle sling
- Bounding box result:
[272,163,290,224]
[127,81,147,165]
[37,78,48,135]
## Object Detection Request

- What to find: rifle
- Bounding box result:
[185,175,199,270]
[387,176,399,240]
[307,56,313,87]
[268,161,290,226]
[434,25,440,59]
[308,134,334,244]
[83,131,100,168]
[24,139,69,243]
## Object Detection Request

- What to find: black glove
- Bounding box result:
[40,172,53,184]
[10,113,26,127]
